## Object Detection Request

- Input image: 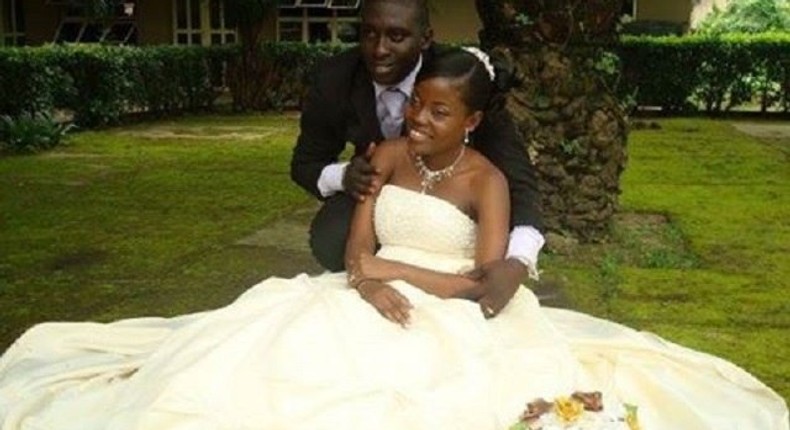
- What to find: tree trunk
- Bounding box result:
[476,0,629,242]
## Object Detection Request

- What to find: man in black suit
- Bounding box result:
[290,0,544,317]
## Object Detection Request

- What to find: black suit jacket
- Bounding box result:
[290,45,543,231]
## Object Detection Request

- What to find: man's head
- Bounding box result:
[360,0,433,86]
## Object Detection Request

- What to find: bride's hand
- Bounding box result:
[356,280,412,327]
[354,253,399,282]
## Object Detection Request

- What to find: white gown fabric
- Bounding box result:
[0,185,787,430]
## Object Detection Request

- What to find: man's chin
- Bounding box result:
[371,73,398,86]
[368,67,401,86]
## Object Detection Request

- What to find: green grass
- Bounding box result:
[543,118,789,402]
[0,115,787,402]
[0,113,312,344]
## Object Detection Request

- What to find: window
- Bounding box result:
[1,0,25,46]
[621,0,636,18]
[52,1,138,44]
[173,0,236,46]
[277,1,360,44]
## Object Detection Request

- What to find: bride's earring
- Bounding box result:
[464,129,470,145]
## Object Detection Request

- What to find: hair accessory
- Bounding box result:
[462,46,495,81]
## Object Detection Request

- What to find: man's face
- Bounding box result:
[360,1,433,86]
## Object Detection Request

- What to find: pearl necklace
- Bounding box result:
[413,145,466,193]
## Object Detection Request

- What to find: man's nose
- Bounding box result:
[374,37,390,58]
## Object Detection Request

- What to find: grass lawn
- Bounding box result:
[1,115,787,401]
[542,118,789,402]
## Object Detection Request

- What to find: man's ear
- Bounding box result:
[420,27,434,50]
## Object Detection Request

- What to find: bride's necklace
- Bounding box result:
[413,145,466,193]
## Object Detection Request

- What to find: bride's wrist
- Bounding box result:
[354,279,381,298]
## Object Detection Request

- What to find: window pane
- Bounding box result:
[211,33,221,44]
[177,33,188,44]
[279,8,303,18]
[176,0,187,28]
[226,33,236,43]
[15,0,26,32]
[278,21,302,42]
[65,6,83,17]
[57,22,83,42]
[210,0,221,29]
[306,8,332,17]
[190,0,200,29]
[191,33,201,45]
[335,8,359,17]
[336,21,358,43]
[80,23,102,42]
[308,21,330,43]
[329,0,359,8]
[2,1,11,30]
[621,0,635,17]
[106,22,136,44]
[300,0,329,6]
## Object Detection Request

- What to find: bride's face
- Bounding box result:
[404,77,481,160]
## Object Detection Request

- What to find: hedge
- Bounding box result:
[619,32,790,113]
[1,34,788,128]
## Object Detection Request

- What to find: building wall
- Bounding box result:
[637,0,693,25]
[138,0,173,45]
[430,0,481,43]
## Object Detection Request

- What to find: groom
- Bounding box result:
[290,0,544,317]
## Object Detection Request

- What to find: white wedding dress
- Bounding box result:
[0,185,786,430]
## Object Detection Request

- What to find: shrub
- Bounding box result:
[0,112,75,154]
[619,32,790,113]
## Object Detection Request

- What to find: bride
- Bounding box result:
[0,48,786,430]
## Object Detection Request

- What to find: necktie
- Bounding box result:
[379,87,407,139]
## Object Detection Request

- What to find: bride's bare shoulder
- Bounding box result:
[371,139,409,169]
[466,148,508,190]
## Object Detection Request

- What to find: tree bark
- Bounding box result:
[476,0,629,242]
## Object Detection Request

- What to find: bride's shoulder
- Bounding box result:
[370,139,410,180]
[371,139,405,163]
[465,148,507,189]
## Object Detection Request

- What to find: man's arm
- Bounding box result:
[290,65,349,199]
[469,108,545,317]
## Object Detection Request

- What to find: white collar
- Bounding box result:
[373,54,422,99]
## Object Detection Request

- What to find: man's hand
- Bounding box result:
[342,143,380,201]
[465,258,528,319]
[357,280,412,327]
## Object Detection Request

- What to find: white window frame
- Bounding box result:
[276,2,360,44]
[1,0,25,46]
[173,0,236,46]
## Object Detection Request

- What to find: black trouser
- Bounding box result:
[309,193,356,272]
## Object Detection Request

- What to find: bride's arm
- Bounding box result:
[355,168,511,300]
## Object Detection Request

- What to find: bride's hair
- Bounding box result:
[416,47,493,113]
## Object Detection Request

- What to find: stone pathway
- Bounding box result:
[731,122,790,139]
[234,202,324,278]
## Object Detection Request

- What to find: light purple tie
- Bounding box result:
[379,87,407,139]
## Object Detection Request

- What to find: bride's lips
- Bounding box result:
[408,128,431,143]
